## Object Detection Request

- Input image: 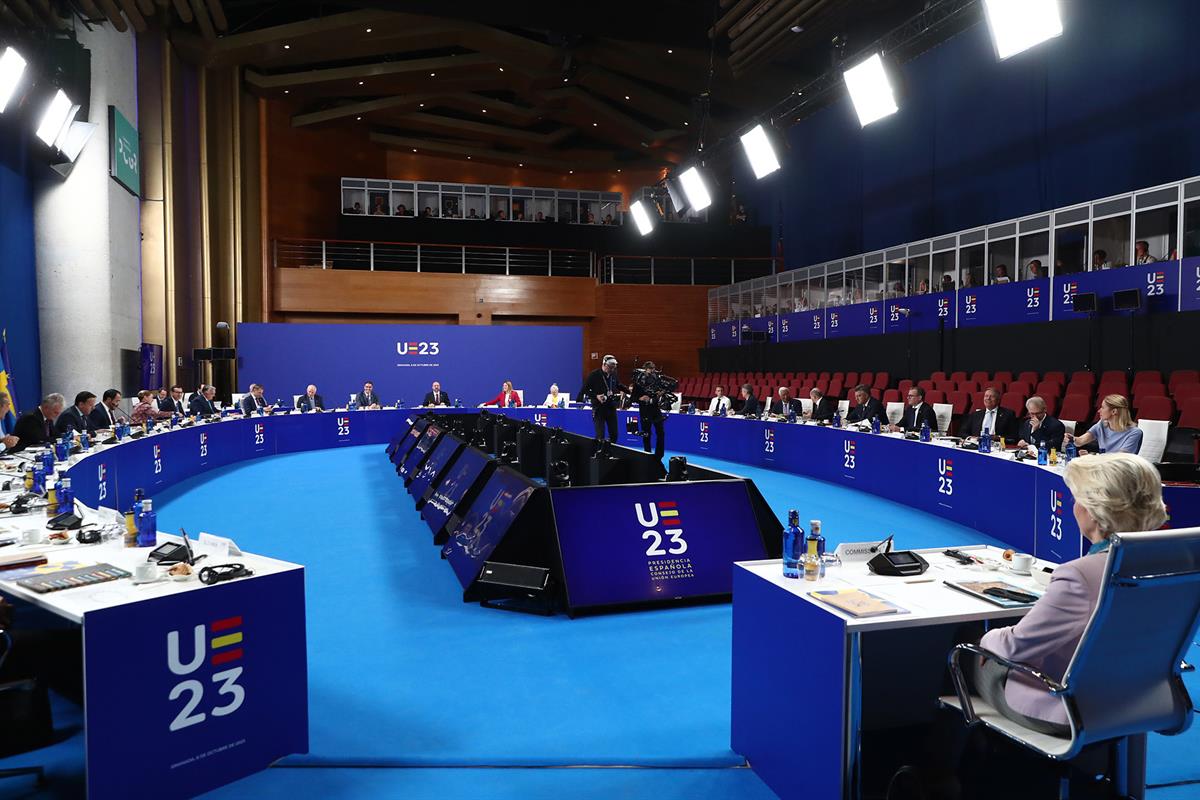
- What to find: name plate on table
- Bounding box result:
[550,479,769,612]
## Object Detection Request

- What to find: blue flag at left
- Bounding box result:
[0,331,17,435]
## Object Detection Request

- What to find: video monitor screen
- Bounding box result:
[422,446,492,535]
[408,434,463,501]
[443,466,538,589]
[392,417,429,465]
[550,479,767,610]
[399,423,441,478]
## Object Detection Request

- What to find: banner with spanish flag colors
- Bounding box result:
[0,331,16,434]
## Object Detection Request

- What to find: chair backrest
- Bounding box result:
[845,372,859,387]
[993,371,1014,383]
[969,371,990,384]
[1071,370,1096,386]
[930,371,947,382]
[885,401,904,424]
[231,392,246,409]
[1043,371,1067,385]
[1173,384,1200,403]
[1169,370,1200,393]
[926,390,946,405]
[948,391,970,415]
[1000,392,1027,415]
[918,380,935,392]
[1136,396,1175,422]
[1061,419,1077,436]
[1062,528,1200,751]
[1017,371,1039,386]
[1136,419,1169,463]
[950,371,967,383]
[958,380,980,394]
[873,372,890,389]
[1179,398,1200,429]
[515,389,524,404]
[837,399,850,416]
[933,403,953,433]
[1007,381,1033,397]
[898,379,914,396]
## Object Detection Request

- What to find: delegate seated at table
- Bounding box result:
[543,384,567,408]
[422,381,451,407]
[737,385,760,417]
[1068,394,1143,455]
[356,381,382,409]
[959,388,1017,444]
[806,388,836,422]
[889,386,938,433]
[770,387,801,419]
[1017,396,1065,452]
[708,386,731,415]
[846,385,885,425]
[483,381,521,408]
[973,454,1166,735]
[241,384,271,415]
[296,385,324,413]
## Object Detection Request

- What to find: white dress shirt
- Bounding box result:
[982,407,998,435]
[708,395,731,414]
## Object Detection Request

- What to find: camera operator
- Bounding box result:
[633,361,670,460]
[583,354,623,441]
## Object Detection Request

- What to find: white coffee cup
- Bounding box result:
[133,562,160,583]
[1009,552,1034,575]
[21,529,43,545]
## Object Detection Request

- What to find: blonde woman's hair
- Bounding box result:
[1063,453,1166,538]
[137,389,153,402]
[1102,393,1133,432]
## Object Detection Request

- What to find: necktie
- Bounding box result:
[435,393,439,404]
[985,409,995,433]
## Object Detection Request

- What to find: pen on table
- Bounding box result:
[905,578,935,584]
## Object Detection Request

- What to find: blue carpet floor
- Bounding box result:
[0,445,1196,799]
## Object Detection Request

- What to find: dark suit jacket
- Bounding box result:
[960,406,1018,442]
[422,391,451,407]
[240,394,267,415]
[583,368,622,411]
[157,397,185,415]
[771,398,802,418]
[189,395,217,416]
[897,402,939,433]
[357,391,382,408]
[809,397,837,422]
[88,404,119,430]
[846,397,886,424]
[13,409,55,452]
[739,395,761,416]
[1018,414,1066,452]
[296,394,324,412]
[55,405,95,436]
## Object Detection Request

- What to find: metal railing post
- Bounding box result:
[506,248,510,275]
[461,246,466,274]
[416,244,421,272]
[272,239,278,269]
[369,242,375,271]
[321,240,326,269]
[691,259,696,285]
[730,258,735,284]
[650,257,655,285]
[548,249,553,277]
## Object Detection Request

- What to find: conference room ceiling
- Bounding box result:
[3,0,946,171]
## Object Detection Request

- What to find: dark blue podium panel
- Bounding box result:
[777,309,825,342]
[550,480,768,610]
[421,445,493,536]
[826,301,884,339]
[883,291,954,334]
[443,467,539,589]
[1180,257,1200,312]
[958,279,1049,328]
[408,433,464,501]
[740,317,774,344]
[1055,262,1180,319]
[708,321,740,347]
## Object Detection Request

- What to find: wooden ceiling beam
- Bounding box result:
[169,0,191,23]
[383,111,574,147]
[540,86,686,149]
[205,0,225,31]
[116,0,146,31]
[6,0,45,27]
[32,0,69,29]
[370,131,665,172]
[94,0,128,32]
[186,0,215,40]
[246,53,496,89]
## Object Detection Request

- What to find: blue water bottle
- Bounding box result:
[1037,441,1049,465]
[782,510,803,579]
[56,475,73,511]
[41,451,55,474]
[786,407,797,424]
[55,439,69,462]
[832,410,841,428]
[32,466,45,495]
[136,498,158,547]
[1064,438,1077,464]
[980,427,992,454]
[871,415,881,434]
[170,413,179,428]
[79,431,89,451]
[919,420,931,442]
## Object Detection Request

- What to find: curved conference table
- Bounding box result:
[428,406,1200,565]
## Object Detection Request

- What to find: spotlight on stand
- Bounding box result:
[739,124,781,179]
[36,89,74,145]
[664,177,688,216]
[0,47,27,113]
[678,166,712,212]
[630,199,656,236]
[35,87,96,177]
[983,0,1063,60]
[843,53,898,127]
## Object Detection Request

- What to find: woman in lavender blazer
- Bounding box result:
[976,453,1167,735]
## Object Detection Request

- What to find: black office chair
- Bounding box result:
[0,630,47,788]
[940,528,1200,799]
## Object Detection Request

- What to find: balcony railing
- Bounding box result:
[599,255,780,285]
[273,237,595,278]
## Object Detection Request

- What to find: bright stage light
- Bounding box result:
[984,0,1063,60]
[740,124,780,179]
[36,90,74,146]
[630,200,655,236]
[678,166,712,213]
[843,53,897,127]
[0,48,26,113]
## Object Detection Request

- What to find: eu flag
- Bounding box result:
[0,331,16,434]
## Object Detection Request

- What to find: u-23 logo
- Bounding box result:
[1146,271,1165,296]
[199,432,208,458]
[699,421,710,443]
[397,341,440,356]
[1049,490,1064,540]
[963,295,977,315]
[336,417,351,437]
[828,312,839,329]
[868,306,879,325]
[253,423,265,446]
[780,318,789,335]
[1061,281,1078,305]
[937,298,950,318]
[166,616,246,732]
[763,428,775,453]
[937,458,954,496]
[97,463,107,502]
[635,502,687,557]
[843,440,856,470]
[1027,287,1041,308]
[153,444,162,475]
[533,413,548,426]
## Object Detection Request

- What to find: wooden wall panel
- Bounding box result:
[590,284,710,381]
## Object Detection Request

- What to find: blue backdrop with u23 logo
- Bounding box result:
[237,323,582,406]
[710,261,1193,346]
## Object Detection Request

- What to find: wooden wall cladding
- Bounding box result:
[272,269,709,379]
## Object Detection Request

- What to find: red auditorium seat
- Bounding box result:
[829,379,844,398]
[1169,370,1200,393]
[898,379,914,396]
[1059,395,1092,427]
[926,390,946,405]
[816,380,829,393]
[983,380,1006,394]
[1001,391,1028,416]
[950,371,967,383]
[872,373,889,390]
[831,372,845,383]
[845,372,859,387]
[1042,396,1059,417]
[1043,371,1066,386]
[818,372,831,382]
[1174,384,1200,403]
[958,380,980,394]
[1178,398,1200,429]
[948,391,970,416]
[1035,381,1062,399]
[1100,370,1126,384]
[883,389,901,404]
[1133,370,1161,385]
[1007,381,1033,397]
[1138,396,1175,421]
[1071,370,1096,386]
[930,371,947,382]
[993,371,1014,384]
[1065,382,1093,397]
[860,371,875,387]
[1017,371,1039,386]
[918,380,936,393]
[1096,382,1128,399]
[934,380,956,393]
[871,388,882,401]
[969,371,989,385]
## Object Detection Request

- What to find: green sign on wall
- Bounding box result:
[108,105,139,197]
